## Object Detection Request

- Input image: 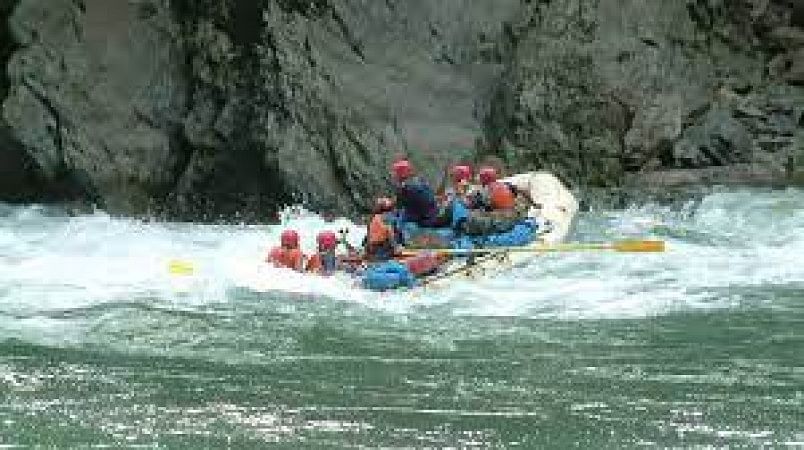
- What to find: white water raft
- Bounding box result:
[419,171,578,289]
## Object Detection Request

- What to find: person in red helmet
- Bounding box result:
[459,165,527,236]
[478,166,498,186]
[305,230,342,275]
[365,196,399,261]
[266,229,305,271]
[443,164,473,202]
[391,159,450,228]
[474,165,516,211]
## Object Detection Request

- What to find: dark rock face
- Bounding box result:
[3,0,188,214]
[1,0,803,219]
[482,0,804,188]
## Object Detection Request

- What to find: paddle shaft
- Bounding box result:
[400,240,664,257]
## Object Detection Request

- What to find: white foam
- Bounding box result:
[1,189,803,325]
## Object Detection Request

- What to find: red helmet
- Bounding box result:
[374,196,395,213]
[451,165,472,183]
[391,159,413,181]
[478,166,498,186]
[280,229,299,248]
[316,231,338,251]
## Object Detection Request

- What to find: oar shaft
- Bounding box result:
[400,240,664,256]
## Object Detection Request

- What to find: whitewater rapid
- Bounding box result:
[1,187,803,333]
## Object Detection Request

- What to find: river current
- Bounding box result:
[1,187,803,447]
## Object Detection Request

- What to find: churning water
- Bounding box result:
[1,187,803,447]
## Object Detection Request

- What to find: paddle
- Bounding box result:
[399,239,665,257]
[167,259,195,276]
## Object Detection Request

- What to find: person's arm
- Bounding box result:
[506,182,537,207]
[435,166,450,198]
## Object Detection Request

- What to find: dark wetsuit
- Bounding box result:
[395,178,448,227]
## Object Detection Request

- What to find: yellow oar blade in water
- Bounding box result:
[167,259,195,276]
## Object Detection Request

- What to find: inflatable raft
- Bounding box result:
[362,172,578,291]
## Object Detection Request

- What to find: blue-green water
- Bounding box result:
[1,188,803,447]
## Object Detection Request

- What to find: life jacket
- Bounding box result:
[366,213,395,260]
[306,251,339,275]
[395,179,438,225]
[402,252,446,276]
[267,246,304,271]
[487,182,516,210]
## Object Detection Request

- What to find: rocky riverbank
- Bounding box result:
[2,0,803,220]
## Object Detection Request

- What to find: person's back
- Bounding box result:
[391,159,450,228]
[306,231,341,275]
[365,197,397,261]
[442,164,475,205]
[267,229,305,271]
[396,181,438,223]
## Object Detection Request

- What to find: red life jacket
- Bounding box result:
[267,246,304,271]
[403,252,446,276]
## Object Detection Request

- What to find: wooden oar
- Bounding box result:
[399,239,665,257]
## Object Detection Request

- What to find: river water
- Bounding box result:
[1,188,803,447]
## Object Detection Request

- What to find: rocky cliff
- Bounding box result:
[483,0,804,188]
[1,0,803,220]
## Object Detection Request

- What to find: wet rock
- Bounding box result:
[623,100,683,170]
[2,0,804,217]
[2,0,187,213]
[624,164,787,186]
[673,108,752,168]
[481,0,804,187]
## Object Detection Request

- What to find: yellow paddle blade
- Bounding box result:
[611,240,666,253]
[167,259,195,276]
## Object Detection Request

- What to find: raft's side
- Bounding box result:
[502,172,579,244]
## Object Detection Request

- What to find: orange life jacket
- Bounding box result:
[488,182,516,210]
[368,214,393,246]
[267,246,304,271]
[366,213,395,260]
[305,254,322,273]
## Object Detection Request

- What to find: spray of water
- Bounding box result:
[1,188,802,330]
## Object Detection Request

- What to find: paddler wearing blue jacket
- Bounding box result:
[391,159,451,228]
[305,231,341,276]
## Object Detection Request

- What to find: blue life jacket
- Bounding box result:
[450,199,470,230]
[320,252,339,275]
